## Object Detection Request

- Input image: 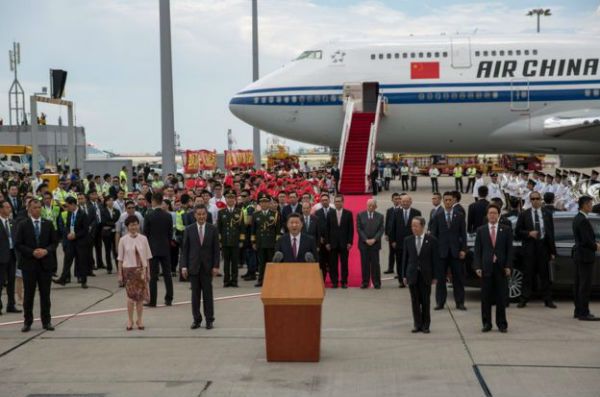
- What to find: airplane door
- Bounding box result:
[451,37,472,68]
[510,78,530,111]
[362,82,379,113]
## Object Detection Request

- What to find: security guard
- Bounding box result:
[41,192,60,229]
[453,164,464,193]
[400,162,410,191]
[240,190,257,281]
[465,165,477,193]
[217,190,245,287]
[252,193,281,287]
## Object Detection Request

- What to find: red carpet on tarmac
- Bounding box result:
[325,194,372,288]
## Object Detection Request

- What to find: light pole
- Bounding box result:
[159,0,176,177]
[527,8,551,33]
[252,0,261,169]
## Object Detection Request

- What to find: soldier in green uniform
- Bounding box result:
[252,193,281,287]
[217,190,245,287]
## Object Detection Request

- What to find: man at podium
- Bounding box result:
[274,213,318,263]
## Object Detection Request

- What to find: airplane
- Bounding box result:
[229,34,600,168]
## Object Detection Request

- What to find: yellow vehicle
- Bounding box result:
[0,145,32,172]
[266,145,299,169]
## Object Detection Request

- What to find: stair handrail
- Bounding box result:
[338,97,355,191]
[365,95,384,193]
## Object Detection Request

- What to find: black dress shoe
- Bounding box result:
[254,282,263,288]
[456,304,467,311]
[374,285,381,289]
[481,324,492,332]
[107,270,112,275]
[341,283,348,289]
[498,327,507,333]
[231,283,239,288]
[206,322,214,330]
[6,307,22,313]
[43,324,55,331]
[165,301,172,306]
[53,278,67,286]
[422,328,430,334]
[434,305,444,310]
[190,322,201,329]
[81,283,88,289]
[331,284,338,289]
[360,284,368,289]
[223,283,231,288]
[398,283,405,288]
[21,324,31,333]
[88,273,96,277]
[545,301,557,309]
[579,314,600,321]
[517,301,527,308]
[411,328,421,333]
[144,303,156,308]
[383,270,394,274]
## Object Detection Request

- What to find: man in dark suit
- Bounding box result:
[77,192,98,276]
[144,192,174,307]
[181,205,220,329]
[428,192,443,231]
[62,196,91,288]
[572,196,600,321]
[384,193,400,274]
[430,191,468,310]
[467,185,489,234]
[326,194,354,288]
[402,216,439,333]
[275,213,318,262]
[15,198,58,332]
[0,200,21,314]
[301,202,319,243]
[390,194,421,287]
[357,199,384,289]
[331,164,341,192]
[451,190,466,217]
[281,192,302,229]
[315,193,334,281]
[7,184,22,219]
[515,191,557,308]
[473,204,513,332]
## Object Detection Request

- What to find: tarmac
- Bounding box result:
[0,177,599,397]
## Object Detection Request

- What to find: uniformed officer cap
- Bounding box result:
[490,172,497,177]
[593,170,599,176]
[258,193,270,202]
[224,189,236,198]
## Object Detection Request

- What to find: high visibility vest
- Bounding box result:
[53,188,68,204]
[41,204,60,228]
[175,210,185,232]
[453,167,463,177]
[119,170,128,184]
[152,180,164,190]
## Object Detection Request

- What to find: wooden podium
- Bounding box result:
[261,262,325,362]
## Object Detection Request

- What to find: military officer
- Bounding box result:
[217,190,245,288]
[252,193,281,287]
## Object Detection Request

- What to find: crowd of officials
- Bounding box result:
[0,161,599,335]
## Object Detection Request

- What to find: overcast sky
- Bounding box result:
[1,0,599,154]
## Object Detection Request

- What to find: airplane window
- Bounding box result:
[410,52,416,58]
[508,50,513,56]
[261,97,267,104]
[338,95,343,102]
[385,53,390,59]
[483,51,489,56]
[426,52,432,58]
[394,53,400,59]
[283,96,290,103]
[491,50,497,56]
[467,92,474,99]
[483,92,491,98]
[585,90,591,97]
[475,92,482,99]
[418,52,424,58]
[307,95,314,103]
[291,96,297,103]
[295,50,322,60]
[403,53,408,58]
[314,95,321,103]
[524,50,530,55]
[475,51,480,57]
[253,97,259,104]
[268,96,275,103]
[434,93,441,100]
[299,95,305,103]
[426,93,433,100]
[451,92,458,99]
[322,95,329,102]
[516,50,521,55]
[371,54,376,60]
[499,50,505,56]
[495,92,501,99]
[379,54,384,59]
[435,52,440,57]
[459,92,466,99]
[533,49,538,55]
[276,96,282,103]
[442,92,450,100]
[594,89,600,96]
[330,95,337,102]
[418,93,425,100]
[442,51,448,57]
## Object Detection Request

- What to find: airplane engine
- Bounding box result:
[559,155,600,168]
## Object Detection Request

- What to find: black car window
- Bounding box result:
[554,217,600,242]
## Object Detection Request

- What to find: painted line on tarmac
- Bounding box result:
[0,292,261,327]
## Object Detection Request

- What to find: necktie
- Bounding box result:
[5,220,12,249]
[369,212,373,220]
[199,225,204,245]
[34,220,41,241]
[305,216,309,229]
[337,210,342,225]
[404,210,409,225]
[446,211,452,228]
[534,210,541,239]
[416,235,422,255]
[292,237,297,258]
[490,225,496,247]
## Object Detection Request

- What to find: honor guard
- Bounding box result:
[252,193,281,287]
[217,190,245,288]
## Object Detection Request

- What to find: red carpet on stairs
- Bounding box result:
[325,195,373,288]
[339,112,375,194]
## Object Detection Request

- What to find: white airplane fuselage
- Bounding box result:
[230,35,600,157]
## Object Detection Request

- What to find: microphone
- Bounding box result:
[304,252,315,262]
[272,251,284,262]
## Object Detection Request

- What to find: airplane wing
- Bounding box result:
[543,111,600,137]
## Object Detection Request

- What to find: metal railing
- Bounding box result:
[364,95,385,193]
[337,98,355,191]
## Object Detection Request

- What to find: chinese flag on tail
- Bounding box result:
[411,62,440,79]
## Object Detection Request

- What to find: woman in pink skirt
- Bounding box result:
[117,215,152,330]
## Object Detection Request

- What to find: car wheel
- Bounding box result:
[508,268,523,301]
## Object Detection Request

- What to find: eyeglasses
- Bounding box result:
[126,206,135,209]
[530,197,541,201]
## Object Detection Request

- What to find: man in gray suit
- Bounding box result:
[181,205,220,330]
[357,199,384,289]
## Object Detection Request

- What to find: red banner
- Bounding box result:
[225,150,254,169]
[184,150,217,173]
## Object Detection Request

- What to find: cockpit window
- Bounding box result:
[295,50,322,60]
